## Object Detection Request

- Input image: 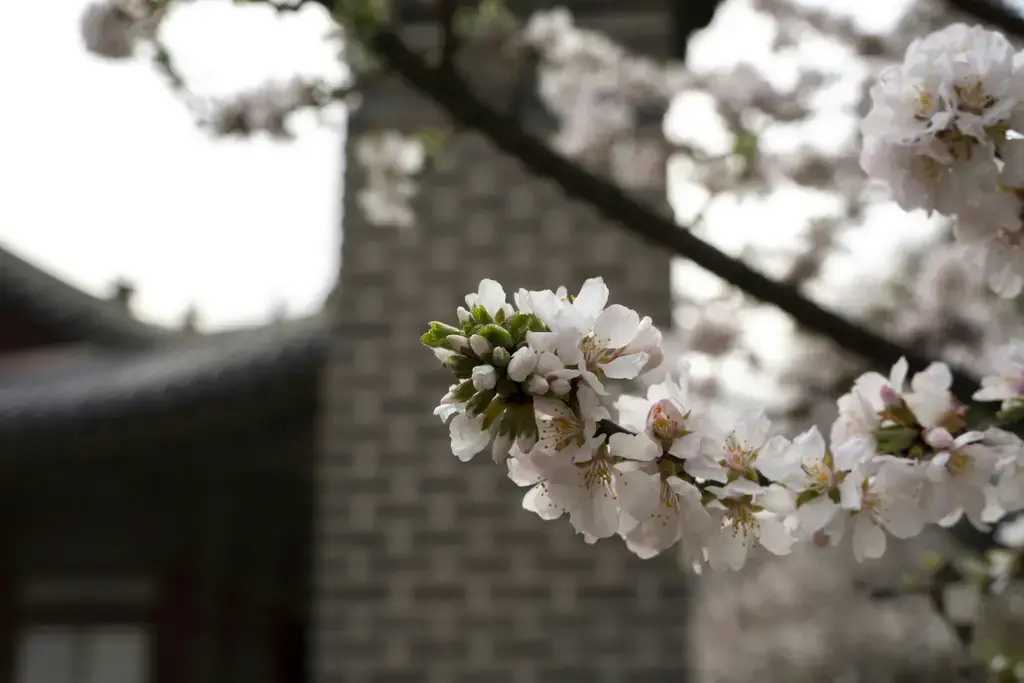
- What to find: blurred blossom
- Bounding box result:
[80,0,161,60]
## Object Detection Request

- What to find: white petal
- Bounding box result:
[572,277,609,324]
[450,413,491,461]
[731,408,771,449]
[523,485,564,520]
[609,433,662,462]
[571,494,620,539]
[853,515,886,561]
[683,456,729,483]
[757,517,795,556]
[882,498,925,539]
[795,496,840,534]
[592,304,641,349]
[668,432,702,460]
[890,357,909,392]
[477,279,506,316]
[599,352,650,379]
[707,526,750,571]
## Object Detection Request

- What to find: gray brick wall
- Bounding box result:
[314,11,689,683]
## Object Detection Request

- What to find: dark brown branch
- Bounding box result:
[438,0,459,69]
[359,28,984,405]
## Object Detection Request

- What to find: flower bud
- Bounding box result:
[524,375,550,396]
[534,352,561,376]
[457,306,472,325]
[880,385,902,408]
[446,334,470,354]
[924,427,955,451]
[491,346,511,368]
[507,347,538,382]
[472,365,497,392]
[549,378,571,396]
[470,334,493,358]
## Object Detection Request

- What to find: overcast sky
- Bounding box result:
[0,0,343,332]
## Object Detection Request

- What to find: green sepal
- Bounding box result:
[997,401,1024,423]
[873,425,919,454]
[466,389,496,417]
[795,489,821,508]
[450,379,476,402]
[496,406,519,437]
[478,323,514,350]
[443,354,481,379]
[481,396,507,431]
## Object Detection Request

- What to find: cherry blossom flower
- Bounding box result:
[974,339,1024,409]
[684,408,789,484]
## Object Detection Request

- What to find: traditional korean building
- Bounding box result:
[0,245,325,683]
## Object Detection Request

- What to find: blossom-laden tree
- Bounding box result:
[79,0,1024,679]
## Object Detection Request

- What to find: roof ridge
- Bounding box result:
[0,242,173,347]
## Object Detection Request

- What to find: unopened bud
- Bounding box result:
[925,427,955,451]
[472,365,497,392]
[549,378,571,396]
[447,334,470,354]
[491,347,511,368]
[880,385,902,408]
[812,529,830,548]
[524,375,550,396]
[507,347,538,382]
[470,334,493,358]
[457,306,472,325]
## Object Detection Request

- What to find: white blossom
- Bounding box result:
[684,408,788,484]
[974,339,1024,408]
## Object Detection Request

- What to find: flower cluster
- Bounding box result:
[860,23,1024,298]
[425,279,1024,571]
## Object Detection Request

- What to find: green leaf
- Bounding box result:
[477,323,514,350]
[471,305,493,325]
[506,312,546,344]
[420,321,462,349]
[443,354,480,379]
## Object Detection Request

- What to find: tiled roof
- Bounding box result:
[0,315,327,438]
[0,244,171,347]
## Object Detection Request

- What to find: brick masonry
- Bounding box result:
[313,9,690,683]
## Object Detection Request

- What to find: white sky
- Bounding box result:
[0,0,924,340]
[0,0,343,332]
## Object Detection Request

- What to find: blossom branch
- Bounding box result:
[353,26,986,404]
[425,277,1024,572]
